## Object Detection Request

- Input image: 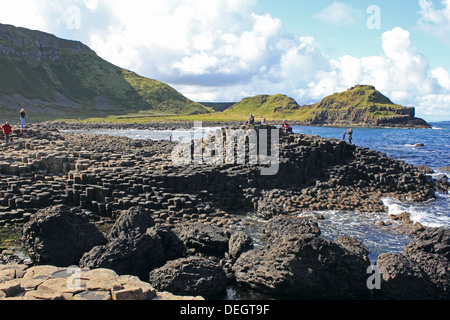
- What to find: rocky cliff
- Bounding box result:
[226,85,430,128]
[0,23,212,121]
[302,85,430,128]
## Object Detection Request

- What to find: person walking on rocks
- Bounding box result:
[19,108,26,129]
[348,128,353,144]
[1,122,12,144]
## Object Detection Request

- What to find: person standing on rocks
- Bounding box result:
[342,131,347,141]
[282,120,292,133]
[348,128,353,144]
[247,114,255,125]
[1,121,12,144]
[250,114,255,125]
[19,109,26,129]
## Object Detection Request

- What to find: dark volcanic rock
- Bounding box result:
[22,205,107,267]
[334,235,371,264]
[80,225,185,281]
[232,216,371,299]
[228,231,254,261]
[376,253,439,299]
[403,227,450,296]
[108,206,155,240]
[148,256,228,299]
[178,223,231,257]
[262,215,321,240]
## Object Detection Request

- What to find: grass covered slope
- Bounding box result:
[213,85,429,127]
[80,85,429,128]
[302,85,429,127]
[0,23,212,121]
[305,85,404,118]
[223,94,302,119]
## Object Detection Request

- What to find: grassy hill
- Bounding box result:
[192,85,429,127]
[0,23,212,121]
[80,85,429,128]
[223,94,302,119]
[305,85,402,117]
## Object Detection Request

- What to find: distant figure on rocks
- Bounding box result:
[348,128,353,144]
[190,139,195,161]
[1,122,12,144]
[342,131,347,141]
[20,109,26,129]
[261,118,267,125]
[282,120,292,133]
[247,114,255,125]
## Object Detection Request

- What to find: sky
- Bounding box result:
[0,0,450,121]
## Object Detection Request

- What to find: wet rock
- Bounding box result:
[389,211,413,224]
[232,217,371,299]
[417,165,434,174]
[228,231,253,261]
[22,205,107,267]
[148,256,228,299]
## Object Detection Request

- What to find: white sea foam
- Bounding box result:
[382,196,450,228]
[297,210,411,261]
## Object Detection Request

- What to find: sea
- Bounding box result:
[65,122,450,265]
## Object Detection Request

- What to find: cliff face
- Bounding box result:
[0,24,211,121]
[302,85,430,128]
[226,85,430,128]
[309,105,430,128]
[0,24,89,64]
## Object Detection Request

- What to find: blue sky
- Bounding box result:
[260,0,449,70]
[0,0,449,121]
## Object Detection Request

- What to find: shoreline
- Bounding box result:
[0,122,448,300]
[40,119,433,130]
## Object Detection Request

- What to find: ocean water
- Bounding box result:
[290,122,450,260]
[65,122,450,261]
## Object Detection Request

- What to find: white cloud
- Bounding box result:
[418,0,450,45]
[432,67,450,89]
[314,2,362,26]
[1,1,450,120]
[0,1,47,31]
[418,94,450,121]
[305,27,448,119]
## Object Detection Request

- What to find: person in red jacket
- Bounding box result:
[1,122,12,144]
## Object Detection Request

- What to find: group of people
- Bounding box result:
[246,114,354,143]
[1,108,27,144]
[246,114,293,133]
[342,128,353,144]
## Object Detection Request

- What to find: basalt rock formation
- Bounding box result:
[0,122,448,299]
[0,122,443,228]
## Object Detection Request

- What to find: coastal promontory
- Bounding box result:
[223,85,430,128]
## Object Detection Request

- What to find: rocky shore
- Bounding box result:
[0,121,449,300]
